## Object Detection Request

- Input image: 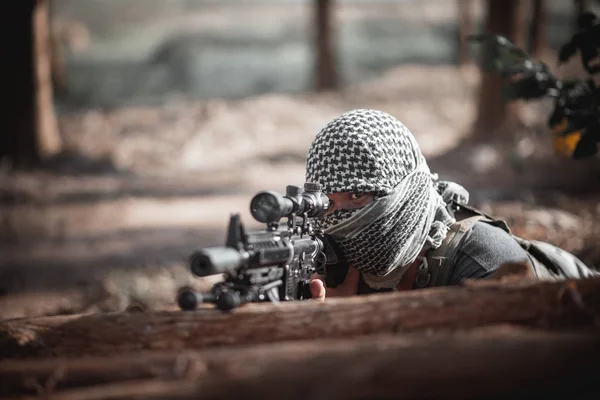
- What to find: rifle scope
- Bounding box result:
[250,182,330,224]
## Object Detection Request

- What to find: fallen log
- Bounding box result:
[1,277,600,358]
[1,325,599,399]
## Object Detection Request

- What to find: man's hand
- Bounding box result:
[309,266,361,302]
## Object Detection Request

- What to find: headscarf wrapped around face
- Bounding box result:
[305,109,461,289]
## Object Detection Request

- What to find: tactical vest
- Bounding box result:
[413,202,599,289]
[324,202,598,294]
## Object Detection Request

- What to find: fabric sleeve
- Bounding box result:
[448,221,531,285]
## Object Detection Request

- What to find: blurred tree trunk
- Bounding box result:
[530,0,546,57]
[457,0,473,66]
[1,0,62,168]
[314,0,338,91]
[471,0,525,140]
[34,0,62,159]
[50,25,68,98]
[575,0,590,30]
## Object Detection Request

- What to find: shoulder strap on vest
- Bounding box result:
[414,215,484,288]
[414,201,515,288]
[452,202,512,234]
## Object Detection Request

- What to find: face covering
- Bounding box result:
[305,109,463,289]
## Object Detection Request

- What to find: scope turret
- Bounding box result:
[250,182,329,223]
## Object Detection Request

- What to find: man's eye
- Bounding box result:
[350,192,365,201]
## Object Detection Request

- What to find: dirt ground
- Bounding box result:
[1,64,599,321]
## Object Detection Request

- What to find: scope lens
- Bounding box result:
[250,192,281,223]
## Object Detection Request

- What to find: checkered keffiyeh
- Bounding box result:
[305,109,458,288]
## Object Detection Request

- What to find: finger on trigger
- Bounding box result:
[309,278,326,303]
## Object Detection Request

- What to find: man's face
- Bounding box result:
[325,192,375,215]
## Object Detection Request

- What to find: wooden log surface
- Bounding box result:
[1,325,599,399]
[1,277,600,359]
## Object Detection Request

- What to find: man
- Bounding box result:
[306,109,597,302]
